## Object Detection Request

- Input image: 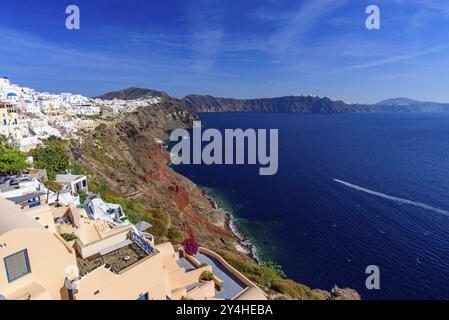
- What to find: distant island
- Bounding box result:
[97,87,449,114]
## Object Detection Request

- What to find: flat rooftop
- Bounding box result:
[6,192,45,204]
[77,242,157,277]
[55,174,86,184]
[0,184,21,193]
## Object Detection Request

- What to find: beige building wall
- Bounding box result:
[75,248,169,300]
[74,242,217,301]
[0,229,77,300]
[0,199,266,301]
[0,199,76,300]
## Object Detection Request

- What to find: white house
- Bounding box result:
[55,174,88,196]
[87,198,126,222]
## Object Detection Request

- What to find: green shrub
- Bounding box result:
[149,218,169,240]
[77,190,88,204]
[261,261,286,278]
[215,250,323,299]
[89,179,109,194]
[0,144,28,174]
[30,137,69,180]
[61,233,77,241]
[67,163,88,175]
[167,227,184,245]
[44,180,63,192]
[271,279,325,300]
[200,271,214,282]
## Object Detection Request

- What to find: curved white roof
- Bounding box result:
[0,198,43,237]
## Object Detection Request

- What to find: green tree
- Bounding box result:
[0,144,28,174]
[30,137,69,180]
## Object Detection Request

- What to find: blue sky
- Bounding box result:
[1,0,449,103]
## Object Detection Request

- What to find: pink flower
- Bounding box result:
[182,237,200,256]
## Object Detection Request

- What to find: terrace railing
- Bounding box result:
[132,232,154,254]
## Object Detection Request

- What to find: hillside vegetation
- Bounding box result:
[65,97,360,300]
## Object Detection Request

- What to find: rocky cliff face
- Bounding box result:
[376,97,449,112]
[183,94,355,113]
[71,97,229,239]
[95,87,169,100]
[183,94,449,113]
[69,95,360,300]
[95,86,449,114]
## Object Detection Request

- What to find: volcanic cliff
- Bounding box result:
[68,94,360,300]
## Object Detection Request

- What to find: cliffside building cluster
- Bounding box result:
[0,76,266,300]
[0,77,160,151]
[0,178,266,300]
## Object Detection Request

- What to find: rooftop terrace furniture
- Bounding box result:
[76,241,154,276]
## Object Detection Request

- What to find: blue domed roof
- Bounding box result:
[7,92,17,97]
[25,99,33,104]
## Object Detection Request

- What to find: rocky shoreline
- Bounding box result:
[73,98,361,300]
[201,189,262,265]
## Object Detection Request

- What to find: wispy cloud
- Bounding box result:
[191,29,223,71]
[264,0,350,62]
[387,0,449,30]
[2,1,449,102]
[393,0,449,16]
[184,0,226,72]
[338,43,449,72]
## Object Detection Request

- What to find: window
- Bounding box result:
[4,249,31,283]
[137,293,149,300]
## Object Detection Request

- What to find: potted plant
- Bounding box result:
[199,271,214,283]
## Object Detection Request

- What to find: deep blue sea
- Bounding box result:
[174,112,449,300]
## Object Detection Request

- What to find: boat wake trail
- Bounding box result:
[333,179,449,216]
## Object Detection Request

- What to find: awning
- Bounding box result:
[6,192,45,204]
[135,221,153,232]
